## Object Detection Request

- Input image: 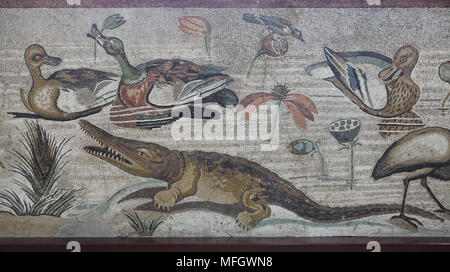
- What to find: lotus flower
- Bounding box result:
[179,16,211,58]
[328,118,362,189]
[237,84,318,132]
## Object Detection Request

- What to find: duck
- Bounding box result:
[372,127,450,229]
[438,61,450,108]
[8,44,119,121]
[308,45,425,138]
[87,24,239,129]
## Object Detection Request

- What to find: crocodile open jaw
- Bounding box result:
[80,120,132,165]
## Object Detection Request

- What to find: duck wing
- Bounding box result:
[202,88,239,107]
[139,59,234,107]
[317,48,389,110]
[147,76,234,107]
[48,68,119,105]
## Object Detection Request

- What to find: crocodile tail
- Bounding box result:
[378,111,425,138]
[266,180,442,223]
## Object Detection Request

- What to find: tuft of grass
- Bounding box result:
[0,121,79,217]
[124,210,165,236]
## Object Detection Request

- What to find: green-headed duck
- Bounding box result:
[87,24,238,129]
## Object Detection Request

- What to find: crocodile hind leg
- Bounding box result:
[236,187,271,229]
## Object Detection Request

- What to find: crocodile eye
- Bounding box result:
[400,56,407,63]
[32,55,42,62]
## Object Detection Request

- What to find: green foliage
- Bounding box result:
[0,121,78,216]
[102,14,127,30]
[124,210,165,236]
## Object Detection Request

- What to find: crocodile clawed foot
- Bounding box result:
[236,221,249,231]
[154,202,171,212]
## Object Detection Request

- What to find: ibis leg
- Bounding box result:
[421,177,450,213]
[391,179,424,229]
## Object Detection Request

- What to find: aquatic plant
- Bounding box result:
[0,121,78,216]
[237,84,318,142]
[93,14,127,59]
[124,210,165,236]
[288,139,326,182]
[329,118,361,189]
[179,16,212,59]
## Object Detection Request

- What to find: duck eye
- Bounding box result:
[32,55,41,62]
[400,56,407,63]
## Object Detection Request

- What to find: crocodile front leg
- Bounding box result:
[154,155,200,210]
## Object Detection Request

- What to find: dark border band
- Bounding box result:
[1,0,450,9]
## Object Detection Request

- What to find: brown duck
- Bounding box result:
[8,44,119,121]
[323,45,424,137]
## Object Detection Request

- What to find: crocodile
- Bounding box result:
[79,120,442,229]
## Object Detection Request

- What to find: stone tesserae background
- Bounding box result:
[0,8,449,237]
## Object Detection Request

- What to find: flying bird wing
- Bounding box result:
[259,15,293,26]
[242,13,266,25]
[259,16,292,35]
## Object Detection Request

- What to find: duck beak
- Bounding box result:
[378,65,402,82]
[44,55,62,66]
[87,24,108,47]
